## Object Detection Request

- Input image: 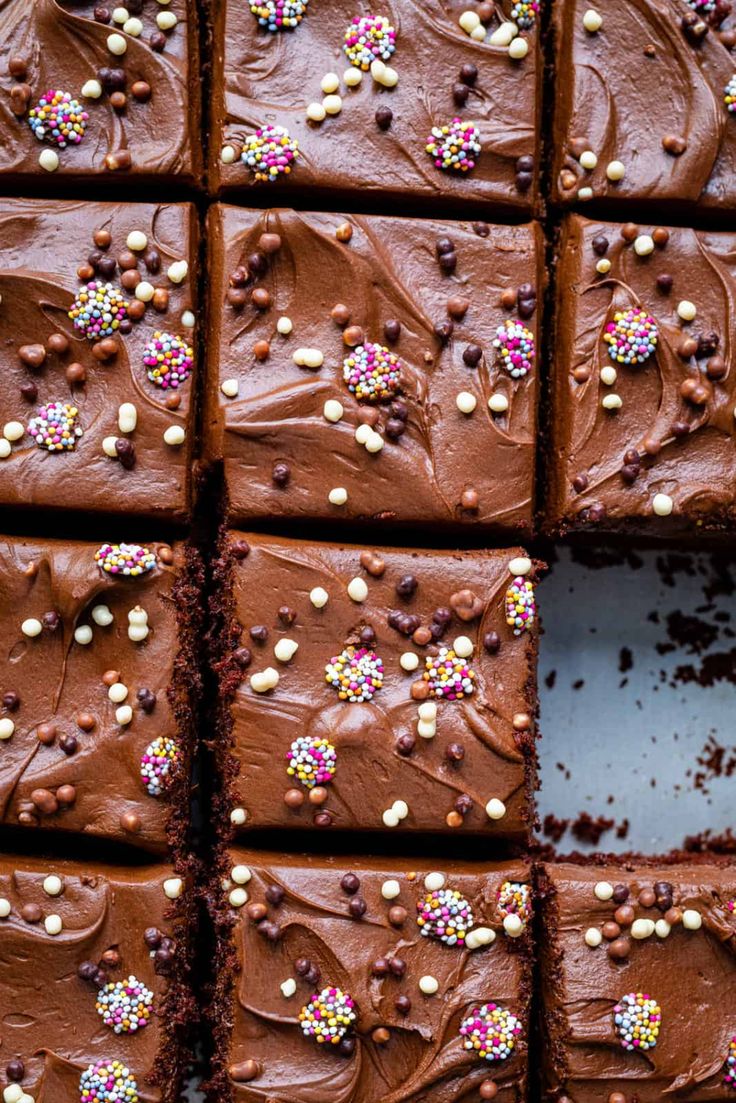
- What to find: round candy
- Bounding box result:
[299,986,356,1043]
[603,309,658,366]
[613,992,661,1052]
[511,0,539,28]
[685,0,716,10]
[725,74,736,115]
[69,280,128,340]
[417,887,474,945]
[325,646,384,703]
[95,543,157,576]
[343,343,402,402]
[79,1059,138,1102]
[143,332,194,389]
[27,402,82,452]
[287,735,337,788]
[505,577,536,636]
[459,1002,522,1062]
[724,1036,736,1089]
[497,881,532,928]
[241,124,299,183]
[343,15,396,69]
[141,736,179,796]
[250,0,308,31]
[423,647,475,701]
[493,319,535,378]
[28,89,88,147]
[426,118,481,174]
[96,975,153,1034]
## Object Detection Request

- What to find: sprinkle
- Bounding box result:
[603,308,657,365]
[27,402,82,452]
[141,736,179,796]
[343,15,396,69]
[95,543,157,576]
[79,1059,139,1102]
[96,976,153,1034]
[417,887,474,945]
[460,1002,522,1062]
[493,319,535,378]
[423,646,475,700]
[143,332,194,389]
[325,645,384,702]
[250,0,308,31]
[28,89,88,147]
[426,118,481,174]
[685,0,716,10]
[505,576,536,635]
[724,1036,736,1089]
[299,987,356,1043]
[69,280,128,340]
[287,735,337,788]
[497,881,532,930]
[511,1,539,28]
[613,992,661,1051]
[241,124,299,183]
[343,343,402,402]
[725,75,736,115]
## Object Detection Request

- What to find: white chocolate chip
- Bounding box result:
[509,556,532,576]
[220,145,236,164]
[323,399,343,423]
[221,379,239,398]
[21,618,43,638]
[280,978,297,998]
[112,7,129,22]
[485,798,506,820]
[365,431,384,454]
[163,425,186,446]
[470,24,486,41]
[606,160,625,181]
[229,888,248,908]
[456,391,477,414]
[3,1085,22,1103]
[124,16,143,35]
[596,258,612,274]
[579,150,597,170]
[343,68,362,87]
[116,704,133,725]
[418,975,439,995]
[593,881,613,901]
[157,10,178,29]
[453,635,473,658]
[577,186,594,201]
[599,366,617,385]
[466,926,495,949]
[631,918,655,939]
[103,436,119,458]
[652,492,673,517]
[126,230,147,252]
[108,682,129,703]
[276,316,293,335]
[128,606,149,642]
[655,919,671,938]
[0,899,10,918]
[107,32,127,54]
[44,914,62,935]
[392,800,409,820]
[424,872,445,892]
[459,10,480,33]
[39,149,59,172]
[328,487,348,506]
[347,577,368,602]
[231,865,252,884]
[583,8,603,32]
[417,720,436,739]
[418,703,437,722]
[677,299,697,322]
[488,393,509,414]
[399,651,419,671]
[230,807,247,826]
[381,879,401,899]
[682,908,702,930]
[309,587,329,609]
[584,927,602,947]
[74,625,93,645]
[321,72,340,94]
[293,348,324,369]
[355,424,372,445]
[490,21,517,46]
[274,638,298,663]
[2,422,23,442]
[602,393,623,410]
[0,440,11,459]
[168,260,188,284]
[0,719,15,741]
[503,913,524,937]
[508,37,529,59]
[82,78,103,98]
[118,403,137,433]
[634,235,654,256]
[163,877,183,899]
[43,875,63,897]
[250,668,280,693]
[181,310,195,328]
[382,808,400,827]
[135,281,155,302]
[306,102,326,123]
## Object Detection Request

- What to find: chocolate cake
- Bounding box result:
[539,861,736,1102]
[0,853,192,1103]
[547,215,736,536]
[551,0,736,218]
[211,531,542,841]
[204,206,541,533]
[0,1,201,187]
[208,0,541,214]
[210,849,532,1102]
[0,535,200,854]
[0,199,198,521]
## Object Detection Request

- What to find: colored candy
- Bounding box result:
[505,576,536,635]
[250,0,308,31]
[725,1036,736,1089]
[143,331,194,389]
[426,118,481,174]
[241,125,299,183]
[299,986,356,1043]
[459,1002,522,1062]
[725,75,736,115]
[498,881,532,928]
[343,343,402,402]
[685,0,716,10]
[423,646,475,700]
[493,319,535,378]
[613,992,661,1051]
[141,736,179,796]
[343,15,397,69]
[28,89,88,147]
[604,308,658,365]
[325,646,384,702]
[27,402,82,452]
[95,543,157,576]
[417,887,474,945]
[511,0,540,28]
[79,1059,138,1102]
[96,975,153,1034]
[69,280,128,340]
[287,735,337,788]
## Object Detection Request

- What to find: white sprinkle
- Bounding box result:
[652,492,674,517]
[508,37,529,59]
[250,668,280,693]
[399,651,419,671]
[39,149,59,172]
[503,913,524,937]
[606,160,625,181]
[682,908,702,930]
[583,8,602,32]
[321,72,340,94]
[593,881,613,901]
[74,625,93,645]
[118,402,137,433]
[677,299,697,322]
[453,635,473,658]
[344,68,362,87]
[323,399,343,423]
[3,421,24,442]
[229,888,248,908]
[306,102,326,123]
[0,440,11,460]
[631,918,655,939]
[509,556,532,576]
[485,798,506,820]
[164,425,186,446]
[230,807,247,826]
[103,436,119,458]
[43,875,63,897]
[274,638,298,663]
[220,145,236,164]
[600,366,617,385]
[116,705,133,726]
[634,235,654,257]
[418,703,437,722]
[221,379,239,398]
[280,978,297,998]
[44,914,63,935]
[135,280,155,302]
[81,79,103,99]
[578,186,594,201]
[309,587,329,609]
[579,150,597,170]
[459,10,480,33]
[231,865,252,884]
[108,682,128,704]
[277,316,293,335]
[168,260,188,284]
[381,879,401,899]
[424,872,445,892]
[182,310,196,328]
[602,393,622,410]
[163,877,183,899]
[157,10,177,29]
[596,258,612,274]
[328,487,348,506]
[456,391,477,415]
[0,719,14,741]
[382,808,400,828]
[488,393,509,413]
[655,919,671,938]
[123,17,143,36]
[584,927,602,947]
[21,618,43,638]
[466,926,495,950]
[347,577,368,602]
[418,975,439,995]
[392,800,409,820]
[0,899,10,919]
[490,21,517,46]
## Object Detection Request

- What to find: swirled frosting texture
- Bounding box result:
[549,215,736,534]
[205,207,541,533]
[226,850,531,1102]
[552,0,736,215]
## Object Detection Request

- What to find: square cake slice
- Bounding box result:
[547,215,736,536]
[0,854,192,1103]
[551,0,736,217]
[0,1,201,186]
[209,1,541,213]
[539,861,736,1103]
[0,199,198,521]
[205,206,542,535]
[210,850,532,1102]
[213,532,541,842]
[0,536,198,853]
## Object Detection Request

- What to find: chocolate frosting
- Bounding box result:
[225,850,531,1102]
[548,215,736,534]
[0,0,200,184]
[0,853,183,1101]
[223,532,540,840]
[205,207,541,533]
[0,536,184,851]
[541,862,736,1102]
[0,199,197,520]
[210,0,539,214]
[552,0,736,216]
